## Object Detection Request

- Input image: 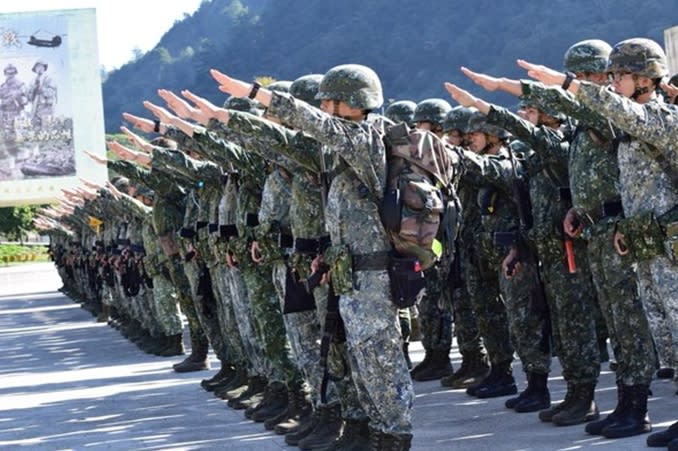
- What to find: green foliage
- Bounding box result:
[0,206,40,242]
[0,243,49,265]
[101,0,677,132]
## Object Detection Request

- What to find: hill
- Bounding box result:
[102,0,676,132]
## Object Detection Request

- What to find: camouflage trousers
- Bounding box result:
[637,255,678,370]
[340,269,414,434]
[239,258,298,385]
[183,258,230,363]
[539,237,600,384]
[223,264,267,377]
[167,255,208,352]
[272,261,321,394]
[586,223,655,385]
[149,272,183,336]
[449,248,485,358]
[211,263,247,369]
[417,266,453,353]
[465,246,514,365]
[499,248,551,375]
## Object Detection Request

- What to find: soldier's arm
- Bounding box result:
[151,147,222,188]
[576,81,678,160]
[267,92,384,195]
[459,150,515,194]
[107,160,152,187]
[117,193,152,219]
[521,80,615,139]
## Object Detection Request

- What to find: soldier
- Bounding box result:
[211,64,415,449]
[528,37,678,445]
[439,106,490,389]
[0,64,28,133]
[514,39,657,439]
[28,60,57,129]
[407,98,455,383]
[384,100,416,127]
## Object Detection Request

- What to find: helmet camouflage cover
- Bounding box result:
[290,74,323,107]
[267,80,292,93]
[412,98,453,126]
[385,100,416,126]
[563,39,612,73]
[607,38,668,79]
[466,111,510,138]
[315,64,384,110]
[443,106,476,133]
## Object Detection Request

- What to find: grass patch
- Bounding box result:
[0,243,50,265]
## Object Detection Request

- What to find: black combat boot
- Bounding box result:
[412,349,454,382]
[539,382,575,422]
[647,420,678,447]
[173,337,209,373]
[441,350,490,389]
[200,364,234,392]
[215,368,249,400]
[471,360,517,399]
[228,376,267,410]
[270,385,312,434]
[585,381,626,435]
[552,382,599,426]
[409,349,431,380]
[250,382,288,422]
[601,384,651,438]
[656,367,675,379]
[508,372,550,413]
[402,342,412,370]
[368,428,412,451]
[285,407,322,446]
[296,404,342,450]
[321,418,371,451]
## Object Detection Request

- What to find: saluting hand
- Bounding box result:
[120,126,152,153]
[517,59,566,88]
[444,82,478,108]
[84,150,108,165]
[461,67,501,92]
[179,90,227,125]
[158,89,198,120]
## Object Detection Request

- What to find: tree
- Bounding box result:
[0,206,39,243]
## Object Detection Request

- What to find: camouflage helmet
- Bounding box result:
[3,64,17,75]
[267,80,292,93]
[384,100,416,126]
[517,99,566,123]
[315,64,383,110]
[223,96,264,116]
[32,60,48,72]
[443,106,475,133]
[607,38,668,79]
[412,98,453,126]
[563,39,612,73]
[290,74,323,107]
[466,111,510,138]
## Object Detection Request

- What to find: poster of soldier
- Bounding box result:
[0,8,105,207]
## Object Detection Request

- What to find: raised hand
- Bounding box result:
[444,82,479,108]
[84,150,108,165]
[120,126,152,153]
[158,89,198,120]
[143,100,177,126]
[180,90,228,125]
[122,112,155,134]
[461,67,501,92]
[210,69,251,98]
[107,140,139,161]
[517,59,566,87]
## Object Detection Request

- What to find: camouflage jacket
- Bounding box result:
[521,80,621,220]
[267,91,392,256]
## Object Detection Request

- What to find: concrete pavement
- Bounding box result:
[0,263,675,450]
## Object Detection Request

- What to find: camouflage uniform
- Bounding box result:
[522,80,655,387]
[0,65,27,134]
[266,81,414,435]
[27,61,57,129]
[576,81,678,372]
[486,105,601,385]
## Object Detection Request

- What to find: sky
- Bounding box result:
[1,0,204,70]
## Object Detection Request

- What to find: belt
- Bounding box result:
[294,236,331,254]
[220,224,239,239]
[582,200,623,225]
[353,252,390,271]
[196,221,208,230]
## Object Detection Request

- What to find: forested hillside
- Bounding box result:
[102,0,676,132]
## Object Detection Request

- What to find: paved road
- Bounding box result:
[0,263,675,450]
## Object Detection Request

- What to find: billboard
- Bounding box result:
[665,25,678,76]
[0,8,106,207]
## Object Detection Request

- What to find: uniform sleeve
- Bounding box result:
[108,160,152,187]
[521,80,615,140]
[576,82,678,166]
[268,92,385,196]
[151,147,222,188]
[460,149,516,194]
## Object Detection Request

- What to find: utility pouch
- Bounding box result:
[381,188,402,232]
[387,254,425,308]
[283,265,316,314]
[494,231,519,247]
[324,245,353,295]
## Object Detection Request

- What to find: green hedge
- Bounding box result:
[0,243,49,265]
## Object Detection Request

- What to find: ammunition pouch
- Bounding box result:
[387,253,425,308]
[220,224,239,240]
[179,227,196,239]
[294,236,331,255]
[283,265,316,314]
